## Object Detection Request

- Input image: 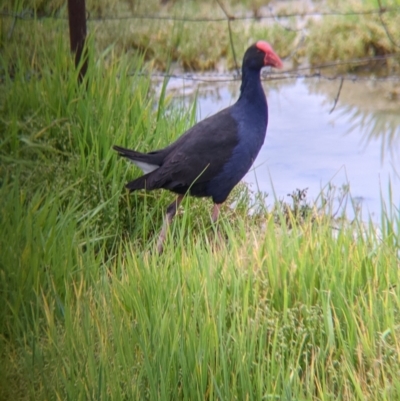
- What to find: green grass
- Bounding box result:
[305,1,400,73]
[2,0,399,74]
[1,12,400,401]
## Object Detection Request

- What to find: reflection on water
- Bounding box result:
[309,79,400,163]
[167,77,400,222]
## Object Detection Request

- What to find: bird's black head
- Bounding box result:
[242,41,283,71]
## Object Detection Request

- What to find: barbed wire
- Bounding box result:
[3,66,398,86]
[136,52,400,83]
[1,6,400,22]
[137,70,400,84]
[2,3,400,91]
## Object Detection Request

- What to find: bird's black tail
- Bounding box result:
[113,145,162,192]
[113,145,147,162]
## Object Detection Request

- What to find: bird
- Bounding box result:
[114,41,283,253]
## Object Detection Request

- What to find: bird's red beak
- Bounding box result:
[256,40,283,69]
[264,51,283,69]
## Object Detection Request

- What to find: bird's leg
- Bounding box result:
[157,194,184,254]
[211,203,226,246]
[212,203,221,223]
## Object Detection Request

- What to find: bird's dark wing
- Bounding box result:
[145,107,239,190]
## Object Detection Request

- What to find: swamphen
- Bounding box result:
[114,41,283,252]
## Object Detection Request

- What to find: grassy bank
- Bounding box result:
[1,0,400,73]
[1,7,400,401]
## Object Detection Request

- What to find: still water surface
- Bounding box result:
[169,77,400,221]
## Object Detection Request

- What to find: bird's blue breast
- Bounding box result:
[207,99,268,204]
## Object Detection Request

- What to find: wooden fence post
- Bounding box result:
[67,0,88,82]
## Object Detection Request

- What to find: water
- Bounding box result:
[167,77,400,222]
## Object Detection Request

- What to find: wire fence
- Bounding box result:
[2,5,400,21]
[2,2,400,85]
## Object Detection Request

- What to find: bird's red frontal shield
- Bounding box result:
[256,40,283,69]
